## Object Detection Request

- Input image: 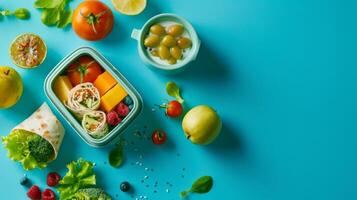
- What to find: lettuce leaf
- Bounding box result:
[2,130,48,170]
[58,159,96,200]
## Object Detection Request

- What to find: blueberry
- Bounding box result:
[120,181,131,192]
[124,96,133,105]
[128,104,134,110]
[20,176,28,185]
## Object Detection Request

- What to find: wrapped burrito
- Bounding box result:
[2,103,65,170]
[82,111,109,139]
[65,82,100,119]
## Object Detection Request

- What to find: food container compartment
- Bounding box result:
[44,46,143,147]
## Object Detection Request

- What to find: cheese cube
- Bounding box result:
[93,71,117,96]
[100,84,128,112]
[53,76,73,103]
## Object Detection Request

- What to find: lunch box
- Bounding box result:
[44,47,143,147]
[131,13,201,74]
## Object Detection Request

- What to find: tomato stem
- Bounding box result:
[80,9,108,35]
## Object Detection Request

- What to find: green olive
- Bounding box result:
[167,24,184,37]
[167,57,177,65]
[150,49,159,57]
[150,24,166,36]
[170,46,182,59]
[144,35,160,48]
[161,35,176,47]
[158,45,170,60]
[177,37,192,49]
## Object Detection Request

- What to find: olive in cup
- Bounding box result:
[143,23,192,65]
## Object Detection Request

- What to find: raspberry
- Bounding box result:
[47,172,61,187]
[27,185,41,200]
[107,111,122,126]
[42,188,56,200]
[116,102,130,117]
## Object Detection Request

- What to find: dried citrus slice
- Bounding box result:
[112,0,147,15]
[9,33,47,69]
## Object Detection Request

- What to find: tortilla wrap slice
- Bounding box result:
[13,102,65,160]
[65,82,100,119]
[82,111,109,139]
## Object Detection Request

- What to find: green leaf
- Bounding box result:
[0,10,11,16]
[34,0,63,9]
[57,8,72,28]
[41,8,60,26]
[190,176,213,193]
[180,176,213,198]
[166,81,184,103]
[13,8,30,19]
[109,140,125,168]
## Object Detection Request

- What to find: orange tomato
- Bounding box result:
[72,0,114,41]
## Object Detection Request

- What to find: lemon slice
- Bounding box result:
[112,0,147,15]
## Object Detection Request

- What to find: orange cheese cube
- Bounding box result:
[100,84,128,112]
[53,76,73,103]
[93,71,117,96]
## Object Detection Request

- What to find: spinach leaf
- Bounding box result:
[35,0,73,28]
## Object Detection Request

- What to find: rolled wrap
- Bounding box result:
[82,111,109,139]
[13,102,65,160]
[65,82,100,119]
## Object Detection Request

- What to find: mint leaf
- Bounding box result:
[109,138,125,168]
[34,0,63,9]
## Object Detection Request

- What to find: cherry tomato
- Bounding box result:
[67,56,103,86]
[152,130,167,145]
[72,0,114,41]
[166,100,183,118]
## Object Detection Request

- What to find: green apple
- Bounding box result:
[182,105,222,145]
[0,66,23,108]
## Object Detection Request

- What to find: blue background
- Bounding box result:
[0,0,354,199]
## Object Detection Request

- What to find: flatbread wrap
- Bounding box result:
[2,103,65,170]
[82,111,109,139]
[65,82,100,119]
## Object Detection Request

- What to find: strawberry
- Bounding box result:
[27,185,41,200]
[42,188,56,200]
[47,172,61,187]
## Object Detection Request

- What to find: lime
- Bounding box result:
[112,0,147,15]
[9,33,47,69]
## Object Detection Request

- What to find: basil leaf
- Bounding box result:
[181,176,213,198]
[41,8,60,26]
[190,176,213,193]
[57,8,72,28]
[34,0,63,9]
[166,81,184,103]
[109,139,125,168]
[13,8,30,20]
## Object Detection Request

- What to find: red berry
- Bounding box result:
[47,172,61,187]
[27,185,41,200]
[166,100,183,118]
[107,111,122,126]
[42,188,56,200]
[116,102,130,117]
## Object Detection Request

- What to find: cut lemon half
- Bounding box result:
[112,0,147,15]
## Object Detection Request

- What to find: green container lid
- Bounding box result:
[44,47,143,147]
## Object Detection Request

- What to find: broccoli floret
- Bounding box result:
[72,188,111,200]
[28,135,54,163]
